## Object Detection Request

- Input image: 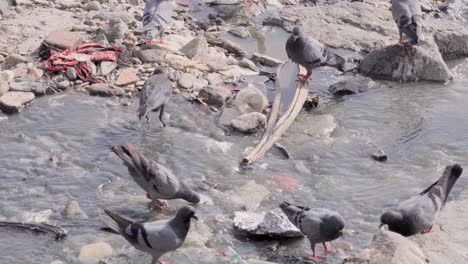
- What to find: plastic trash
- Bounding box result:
[223,246,247,263]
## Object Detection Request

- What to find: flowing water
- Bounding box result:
[1,4,468,264]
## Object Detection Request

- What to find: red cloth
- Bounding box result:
[45,43,124,83]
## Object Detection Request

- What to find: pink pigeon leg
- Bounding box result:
[420,226,433,234]
[311,246,325,261]
[323,242,337,254]
[296,73,311,84]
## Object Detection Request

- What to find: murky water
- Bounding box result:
[1,5,468,264]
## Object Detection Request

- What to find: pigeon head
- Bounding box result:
[179,183,201,204]
[176,206,198,221]
[320,214,345,240]
[380,210,403,229]
[292,26,302,41]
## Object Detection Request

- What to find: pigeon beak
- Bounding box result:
[379,223,384,229]
[191,215,199,221]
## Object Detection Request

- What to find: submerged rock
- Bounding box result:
[228,27,251,38]
[251,53,283,67]
[371,149,387,162]
[233,209,304,238]
[230,112,266,133]
[329,76,377,96]
[62,200,88,220]
[235,87,268,114]
[0,91,35,114]
[359,42,452,82]
[343,230,428,264]
[78,242,113,264]
[236,180,270,211]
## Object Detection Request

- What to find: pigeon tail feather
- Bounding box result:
[104,209,133,231]
[420,164,462,205]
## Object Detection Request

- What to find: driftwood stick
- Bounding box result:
[0,221,68,240]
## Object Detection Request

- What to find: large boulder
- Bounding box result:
[359,42,452,82]
[329,76,377,96]
[433,30,468,59]
[0,91,35,114]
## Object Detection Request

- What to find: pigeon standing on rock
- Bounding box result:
[138,67,172,127]
[111,142,201,211]
[280,202,345,261]
[285,26,347,84]
[391,0,422,45]
[380,164,463,236]
[100,206,198,264]
[142,0,174,44]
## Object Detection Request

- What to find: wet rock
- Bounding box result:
[180,35,208,59]
[197,85,231,108]
[343,230,427,264]
[98,61,117,76]
[2,54,28,69]
[0,70,14,83]
[115,68,139,86]
[231,112,266,133]
[303,95,319,110]
[235,87,268,114]
[0,91,35,114]
[233,209,303,238]
[239,58,257,71]
[78,242,113,264]
[62,200,88,220]
[135,49,167,63]
[85,1,100,11]
[0,80,9,96]
[251,53,282,67]
[66,67,77,81]
[87,83,125,97]
[236,180,270,211]
[10,81,48,95]
[45,30,84,50]
[434,30,468,59]
[228,27,251,38]
[177,73,197,90]
[105,20,128,43]
[371,149,387,162]
[329,76,377,96]
[359,42,452,82]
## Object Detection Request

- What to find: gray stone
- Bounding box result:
[0,91,35,114]
[329,76,377,96]
[343,230,428,264]
[434,30,468,59]
[180,36,208,59]
[78,242,113,264]
[200,55,231,72]
[66,67,77,81]
[206,72,224,85]
[104,20,128,42]
[62,200,88,220]
[359,42,452,82]
[228,27,251,38]
[231,112,266,133]
[177,73,197,90]
[87,83,125,97]
[371,149,387,162]
[135,49,167,63]
[197,85,231,108]
[239,58,257,71]
[85,1,100,11]
[2,54,28,69]
[0,80,9,96]
[10,81,48,95]
[98,61,117,76]
[235,87,268,114]
[251,53,282,67]
[233,209,304,238]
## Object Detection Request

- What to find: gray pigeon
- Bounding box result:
[142,0,174,43]
[391,0,422,45]
[100,206,198,264]
[111,142,201,210]
[138,67,172,127]
[280,202,345,261]
[380,164,463,237]
[285,26,347,84]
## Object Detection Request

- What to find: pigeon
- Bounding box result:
[285,26,347,84]
[391,0,422,45]
[100,206,198,264]
[138,67,172,127]
[380,164,463,237]
[142,0,174,44]
[111,142,201,211]
[280,202,345,261]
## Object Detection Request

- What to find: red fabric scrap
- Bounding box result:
[45,43,124,83]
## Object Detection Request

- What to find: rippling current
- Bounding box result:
[1,8,468,264]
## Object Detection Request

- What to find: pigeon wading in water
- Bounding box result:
[138,67,172,127]
[285,26,347,84]
[391,0,422,45]
[280,202,345,261]
[380,164,463,236]
[111,142,201,211]
[100,206,198,264]
[142,0,174,44]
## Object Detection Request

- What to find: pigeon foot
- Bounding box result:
[421,226,433,234]
[296,74,310,84]
[399,39,407,45]
[158,261,167,264]
[148,199,169,214]
[323,243,337,254]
